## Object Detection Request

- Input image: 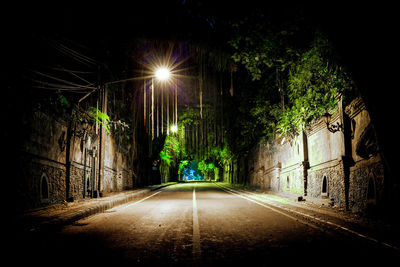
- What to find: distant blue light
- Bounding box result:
[182,167,204,181]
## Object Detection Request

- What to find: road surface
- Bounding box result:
[14,182,399,266]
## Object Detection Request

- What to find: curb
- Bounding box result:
[26,183,176,232]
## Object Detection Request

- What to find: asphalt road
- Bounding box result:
[15,182,399,266]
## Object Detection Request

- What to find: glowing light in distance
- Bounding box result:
[155,67,171,81]
[170,125,178,133]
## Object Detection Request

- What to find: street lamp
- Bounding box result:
[155,67,171,81]
[322,112,343,133]
[170,124,178,133]
[153,66,174,136]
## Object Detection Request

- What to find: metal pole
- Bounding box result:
[172,85,175,129]
[151,78,154,140]
[156,81,159,138]
[175,84,178,127]
[161,83,164,135]
[167,85,169,135]
[144,80,146,128]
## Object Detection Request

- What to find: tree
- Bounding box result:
[229,16,352,140]
[277,31,352,136]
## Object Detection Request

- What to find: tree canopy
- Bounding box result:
[229,17,352,148]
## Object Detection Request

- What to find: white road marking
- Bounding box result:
[216,184,321,231]
[216,183,400,251]
[192,187,201,260]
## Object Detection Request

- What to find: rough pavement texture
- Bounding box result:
[14,183,176,232]
[9,182,400,266]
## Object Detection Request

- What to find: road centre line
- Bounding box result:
[216,183,399,251]
[192,187,201,260]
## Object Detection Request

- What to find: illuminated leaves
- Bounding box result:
[87,107,111,134]
[229,18,299,81]
[179,160,189,170]
[229,21,352,138]
[278,33,351,136]
[159,135,181,166]
[160,150,172,165]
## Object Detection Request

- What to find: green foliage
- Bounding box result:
[58,94,70,108]
[179,107,200,125]
[229,18,300,81]
[177,105,222,174]
[177,159,190,180]
[247,98,280,142]
[207,163,215,169]
[179,160,189,170]
[160,150,172,165]
[229,22,352,140]
[87,107,111,134]
[197,159,217,179]
[206,140,234,170]
[158,121,191,182]
[197,160,207,173]
[159,135,181,166]
[277,32,351,136]
[218,142,233,163]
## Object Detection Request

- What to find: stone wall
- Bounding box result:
[305,105,347,207]
[246,96,385,213]
[345,97,384,213]
[279,135,306,195]
[349,158,384,212]
[248,134,307,195]
[18,110,135,210]
[307,160,345,206]
[18,156,66,208]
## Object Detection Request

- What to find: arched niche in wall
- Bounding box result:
[286,176,290,189]
[321,175,329,198]
[40,173,50,203]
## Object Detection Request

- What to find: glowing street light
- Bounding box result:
[170,124,178,133]
[155,67,171,81]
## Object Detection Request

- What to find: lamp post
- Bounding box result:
[154,67,173,136]
[322,112,343,133]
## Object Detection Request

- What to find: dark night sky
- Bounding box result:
[4,1,397,76]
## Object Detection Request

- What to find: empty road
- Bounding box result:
[14,182,399,266]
